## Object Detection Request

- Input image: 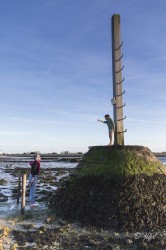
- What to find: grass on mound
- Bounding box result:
[73,145,166,177]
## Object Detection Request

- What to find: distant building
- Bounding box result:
[0,150,3,155]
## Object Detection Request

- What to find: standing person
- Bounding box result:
[28,154,41,207]
[98,114,115,145]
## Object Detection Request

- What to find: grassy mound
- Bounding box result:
[74,145,166,176]
[49,146,166,232]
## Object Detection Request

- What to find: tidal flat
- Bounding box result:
[0,156,165,250]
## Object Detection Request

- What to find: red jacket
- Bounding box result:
[29,160,40,177]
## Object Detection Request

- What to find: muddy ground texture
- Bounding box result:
[0,156,165,250]
[2,216,165,250]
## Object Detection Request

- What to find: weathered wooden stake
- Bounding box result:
[21,174,26,215]
[112,14,125,145]
[17,173,21,204]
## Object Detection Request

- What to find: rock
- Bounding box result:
[39,230,44,234]
[53,241,60,247]
[0,227,10,237]
[0,194,8,202]
[0,179,7,185]
[113,232,119,237]
[46,217,54,224]
[48,146,166,232]
[55,170,68,176]
[9,244,18,250]
[0,241,3,250]
[126,238,133,244]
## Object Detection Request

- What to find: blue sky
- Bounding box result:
[0,0,166,153]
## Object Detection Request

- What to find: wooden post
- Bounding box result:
[17,173,21,204]
[21,174,26,215]
[112,14,125,145]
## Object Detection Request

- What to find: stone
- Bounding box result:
[48,146,166,232]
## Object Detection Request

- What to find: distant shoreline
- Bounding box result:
[0,153,83,158]
[0,152,166,157]
[154,153,166,157]
[0,153,83,163]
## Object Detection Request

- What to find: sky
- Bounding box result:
[0,0,166,153]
